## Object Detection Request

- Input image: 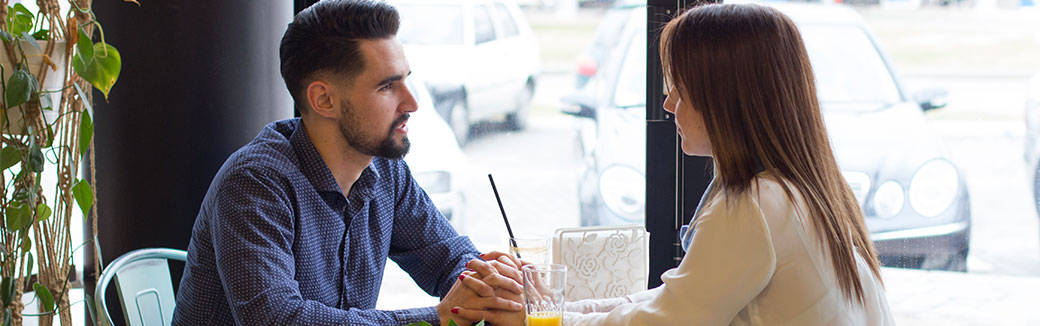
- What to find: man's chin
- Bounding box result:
[377,138,410,159]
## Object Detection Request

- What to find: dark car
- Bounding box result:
[1024,72,1040,250]
[563,3,971,271]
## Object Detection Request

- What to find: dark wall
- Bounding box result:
[86,0,292,323]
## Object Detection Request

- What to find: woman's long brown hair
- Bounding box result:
[660,3,882,303]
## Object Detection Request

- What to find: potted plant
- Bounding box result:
[0,0,122,325]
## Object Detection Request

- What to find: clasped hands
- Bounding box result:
[435,251,528,326]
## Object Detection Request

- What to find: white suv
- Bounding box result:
[393,0,541,144]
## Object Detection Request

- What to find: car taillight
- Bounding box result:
[577,56,597,77]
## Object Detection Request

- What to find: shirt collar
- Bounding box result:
[290,119,381,199]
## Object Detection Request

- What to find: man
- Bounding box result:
[172,1,519,324]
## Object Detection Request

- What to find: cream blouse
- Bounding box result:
[565,173,894,325]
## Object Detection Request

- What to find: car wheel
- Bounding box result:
[449,97,470,145]
[506,81,534,131]
[936,250,968,272]
[579,197,599,226]
[1033,160,1040,222]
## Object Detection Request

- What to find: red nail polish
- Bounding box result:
[451,307,459,314]
[459,274,466,280]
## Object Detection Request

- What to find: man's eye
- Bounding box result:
[380,83,393,91]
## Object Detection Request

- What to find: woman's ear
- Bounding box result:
[305,80,340,119]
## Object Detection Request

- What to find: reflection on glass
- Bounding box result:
[397,4,464,45]
[801,25,902,109]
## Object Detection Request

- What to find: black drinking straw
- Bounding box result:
[488,174,521,259]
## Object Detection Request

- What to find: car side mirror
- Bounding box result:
[913,88,949,112]
[560,93,597,119]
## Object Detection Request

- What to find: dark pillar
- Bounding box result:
[85,1,292,324]
[645,0,715,288]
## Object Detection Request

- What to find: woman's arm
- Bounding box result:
[566,193,778,326]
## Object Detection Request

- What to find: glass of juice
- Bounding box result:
[509,237,550,264]
[522,264,566,326]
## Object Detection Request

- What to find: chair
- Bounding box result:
[552,225,649,301]
[95,248,186,326]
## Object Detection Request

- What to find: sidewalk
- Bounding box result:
[883,267,1040,325]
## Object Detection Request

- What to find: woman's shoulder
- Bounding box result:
[750,171,802,216]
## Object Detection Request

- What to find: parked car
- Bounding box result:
[393,0,541,145]
[1024,72,1040,248]
[563,3,971,271]
[515,0,557,9]
[403,73,470,231]
[573,0,645,89]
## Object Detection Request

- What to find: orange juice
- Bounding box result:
[527,311,562,326]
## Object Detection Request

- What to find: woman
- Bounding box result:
[451,3,895,325]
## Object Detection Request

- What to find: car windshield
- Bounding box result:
[613,21,646,108]
[397,4,465,45]
[800,24,903,111]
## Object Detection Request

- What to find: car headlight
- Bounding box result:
[414,171,451,194]
[598,164,645,220]
[908,159,960,217]
[842,171,871,206]
[871,180,904,218]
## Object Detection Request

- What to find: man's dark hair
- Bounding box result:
[279,0,400,112]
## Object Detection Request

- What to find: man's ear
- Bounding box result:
[305,79,339,119]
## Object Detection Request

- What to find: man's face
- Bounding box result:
[336,38,417,159]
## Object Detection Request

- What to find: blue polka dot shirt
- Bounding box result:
[172,118,479,325]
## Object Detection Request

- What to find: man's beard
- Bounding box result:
[339,100,410,159]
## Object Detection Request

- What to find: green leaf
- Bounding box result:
[25,254,33,279]
[74,42,121,100]
[80,109,93,154]
[84,293,98,326]
[474,321,486,326]
[27,142,43,173]
[2,310,9,326]
[73,83,93,113]
[0,31,11,42]
[6,4,33,36]
[36,203,50,221]
[31,29,48,41]
[44,123,54,148]
[5,201,31,231]
[73,179,94,219]
[447,320,458,326]
[19,235,29,253]
[20,32,40,52]
[0,277,12,306]
[40,92,52,111]
[5,68,38,108]
[75,30,93,65]
[33,283,54,312]
[0,146,21,170]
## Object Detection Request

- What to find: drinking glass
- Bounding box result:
[522,264,566,326]
[509,237,549,264]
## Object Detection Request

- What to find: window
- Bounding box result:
[474,5,497,44]
[494,3,520,38]
[380,2,1040,324]
[397,4,465,45]
[377,1,643,310]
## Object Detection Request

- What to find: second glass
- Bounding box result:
[509,237,549,264]
[522,264,566,326]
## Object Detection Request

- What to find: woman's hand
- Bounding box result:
[443,253,529,325]
[436,268,522,326]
